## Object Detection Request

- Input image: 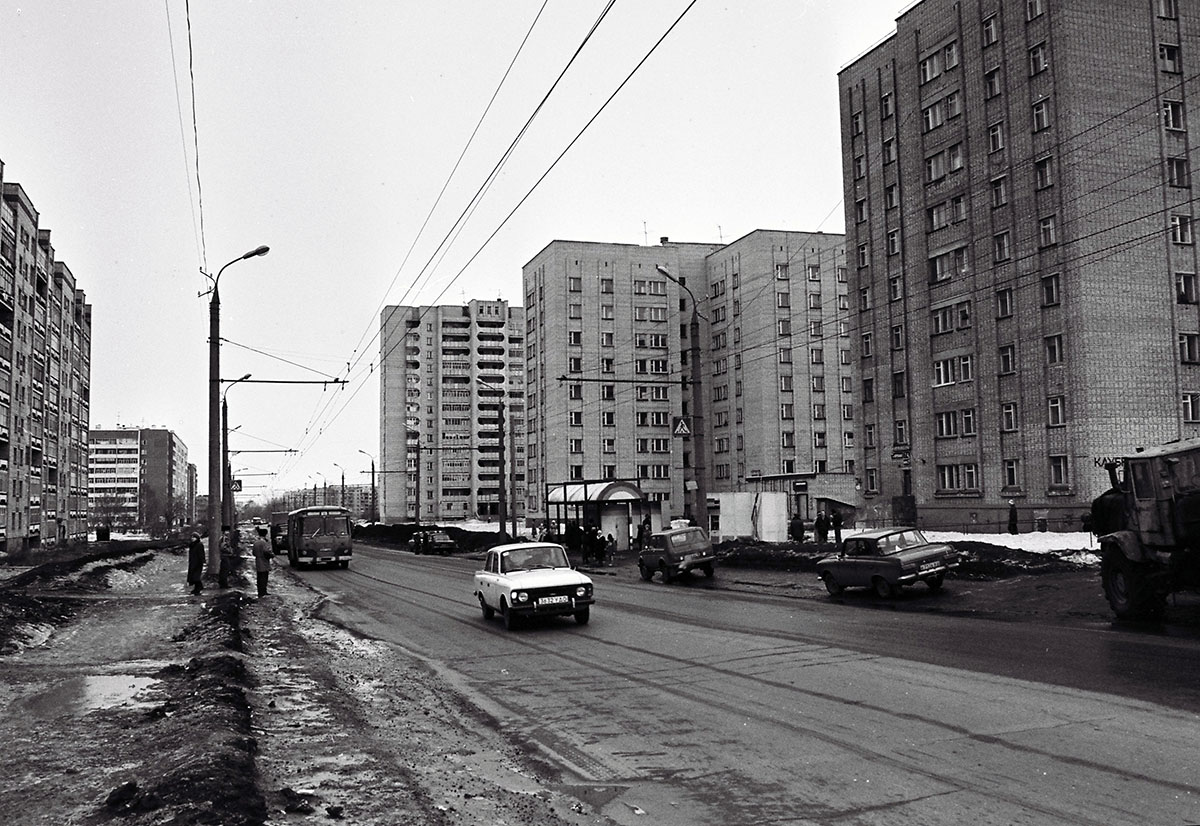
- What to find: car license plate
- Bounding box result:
[539,595,569,605]
[920,561,941,571]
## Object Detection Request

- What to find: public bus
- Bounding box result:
[286,506,353,569]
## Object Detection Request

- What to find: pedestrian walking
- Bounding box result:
[252,527,272,597]
[637,516,651,551]
[815,511,830,544]
[831,510,844,546]
[1007,500,1019,535]
[788,515,805,543]
[186,532,205,595]
[218,525,234,589]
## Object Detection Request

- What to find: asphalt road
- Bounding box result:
[296,544,1200,826]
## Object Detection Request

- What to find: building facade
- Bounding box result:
[379,299,526,524]
[88,427,190,532]
[1,164,92,550]
[522,234,851,528]
[839,0,1198,530]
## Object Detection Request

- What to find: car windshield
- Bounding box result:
[501,545,569,572]
[879,529,927,554]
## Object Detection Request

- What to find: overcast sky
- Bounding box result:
[0,0,906,503]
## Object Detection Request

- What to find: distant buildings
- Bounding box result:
[88,427,190,532]
[1,162,92,550]
[839,0,1198,529]
[378,299,526,524]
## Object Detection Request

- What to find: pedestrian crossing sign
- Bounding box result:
[672,417,692,437]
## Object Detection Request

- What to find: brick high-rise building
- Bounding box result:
[89,427,190,532]
[1,162,92,550]
[839,0,1196,530]
[378,299,525,524]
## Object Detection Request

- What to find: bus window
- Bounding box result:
[303,515,325,535]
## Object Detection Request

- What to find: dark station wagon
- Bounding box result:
[816,527,960,598]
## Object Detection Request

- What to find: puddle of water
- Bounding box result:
[19,674,161,718]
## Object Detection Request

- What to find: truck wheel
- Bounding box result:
[1102,546,1165,620]
[638,562,653,581]
[479,596,494,621]
[872,576,896,599]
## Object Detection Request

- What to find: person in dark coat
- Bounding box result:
[815,511,830,544]
[1007,500,1019,534]
[788,515,805,543]
[252,527,272,597]
[186,532,205,595]
[636,517,650,551]
[831,510,844,545]
[218,525,234,589]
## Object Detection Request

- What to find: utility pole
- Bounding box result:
[508,390,518,538]
[359,449,377,522]
[497,396,507,532]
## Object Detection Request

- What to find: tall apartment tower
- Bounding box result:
[1,165,92,551]
[379,299,526,524]
[705,230,855,508]
[88,427,190,531]
[522,239,722,523]
[839,0,1196,529]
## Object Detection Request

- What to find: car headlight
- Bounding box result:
[515,591,529,603]
[575,585,588,598]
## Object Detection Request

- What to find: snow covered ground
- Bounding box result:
[922,529,1101,566]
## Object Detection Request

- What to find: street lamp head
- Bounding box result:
[243,245,270,259]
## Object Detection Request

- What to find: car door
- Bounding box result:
[842,539,875,587]
[476,551,498,606]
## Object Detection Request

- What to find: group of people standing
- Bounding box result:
[788,509,844,545]
[185,524,274,597]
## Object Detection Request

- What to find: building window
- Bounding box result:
[851,111,864,135]
[568,330,582,346]
[568,303,582,319]
[1178,272,1198,304]
[1160,43,1182,74]
[865,423,876,447]
[1045,334,1065,365]
[933,358,956,387]
[777,292,791,308]
[891,324,905,350]
[982,15,998,46]
[862,378,875,403]
[857,244,870,267]
[923,100,944,132]
[1172,214,1194,244]
[885,185,899,210]
[601,384,615,401]
[999,344,1017,374]
[997,288,1014,318]
[960,354,975,381]
[601,331,614,347]
[881,92,894,118]
[1029,42,1048,75]
[1181,332,1200,363]
[568,276,582,292]
[777,319,791,337]
[810,320,823,338]
[812,375,825,392]
[1039,215,1058,247]
[932,306,955,335]
[1164,100,1186,130]
[780,375,793,392]
[569,411,583,427]
[892,371,906,399]
[1035,156,1055,189]
[814,432,827,449]
[1160,0,1179,18]
[1169,157,1191,187]
[1001,402,1019,432]
[808,293,822,310]
[944,41,959,69]
[936,411,958,438]
[1047,395,1067,426]
[855,199,868,222]
[889,276,903,301]
[1041,273,1061,306]
[810,348,823,364]
[925,152,946,182]
[1003,459,1021,488]
[600,277,613,293]
[894,419,908,445]
[861,333,873,358]
[887,229,901,255]
[929,247,966,282]
[781,431,795,448]
[920,53,942,84]
[568,356,582,373]
[842,404,854,421]
[1183,392,1200,422]
[1027,0,1044,19]
[1032,99,1051,131]
[947,143,963,172]
[569,438,583,454]
[991,176,1008,207]
[780,403,795,420]
[568,383,583,400]
[883,138,897,164]
[600,304,614,320]
[985,68,1001,98]
[961,407,977,435]
[1049,455,1070,487]
[989,122,1005,153]
[993,231,1012,262]
[778,346,793,363]
[853,155,866,179]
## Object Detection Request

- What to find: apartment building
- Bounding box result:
[839,0,1196,529]
[89,427,190,531]
[1,165,92,550]
[378,299,525,524]
[705,231,856,508]
[521,234,852,527]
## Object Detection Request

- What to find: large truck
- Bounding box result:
[1090,438,1200,619]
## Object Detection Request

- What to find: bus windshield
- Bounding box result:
[302,514,350,537]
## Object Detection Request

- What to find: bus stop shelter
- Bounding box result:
[545,479,646,552]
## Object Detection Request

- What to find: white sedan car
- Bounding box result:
[473,542,594,630]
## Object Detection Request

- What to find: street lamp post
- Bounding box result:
[205,245,268,574]
[656,264,708,528]
[358,449,377,523]
[333,463,345,507]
